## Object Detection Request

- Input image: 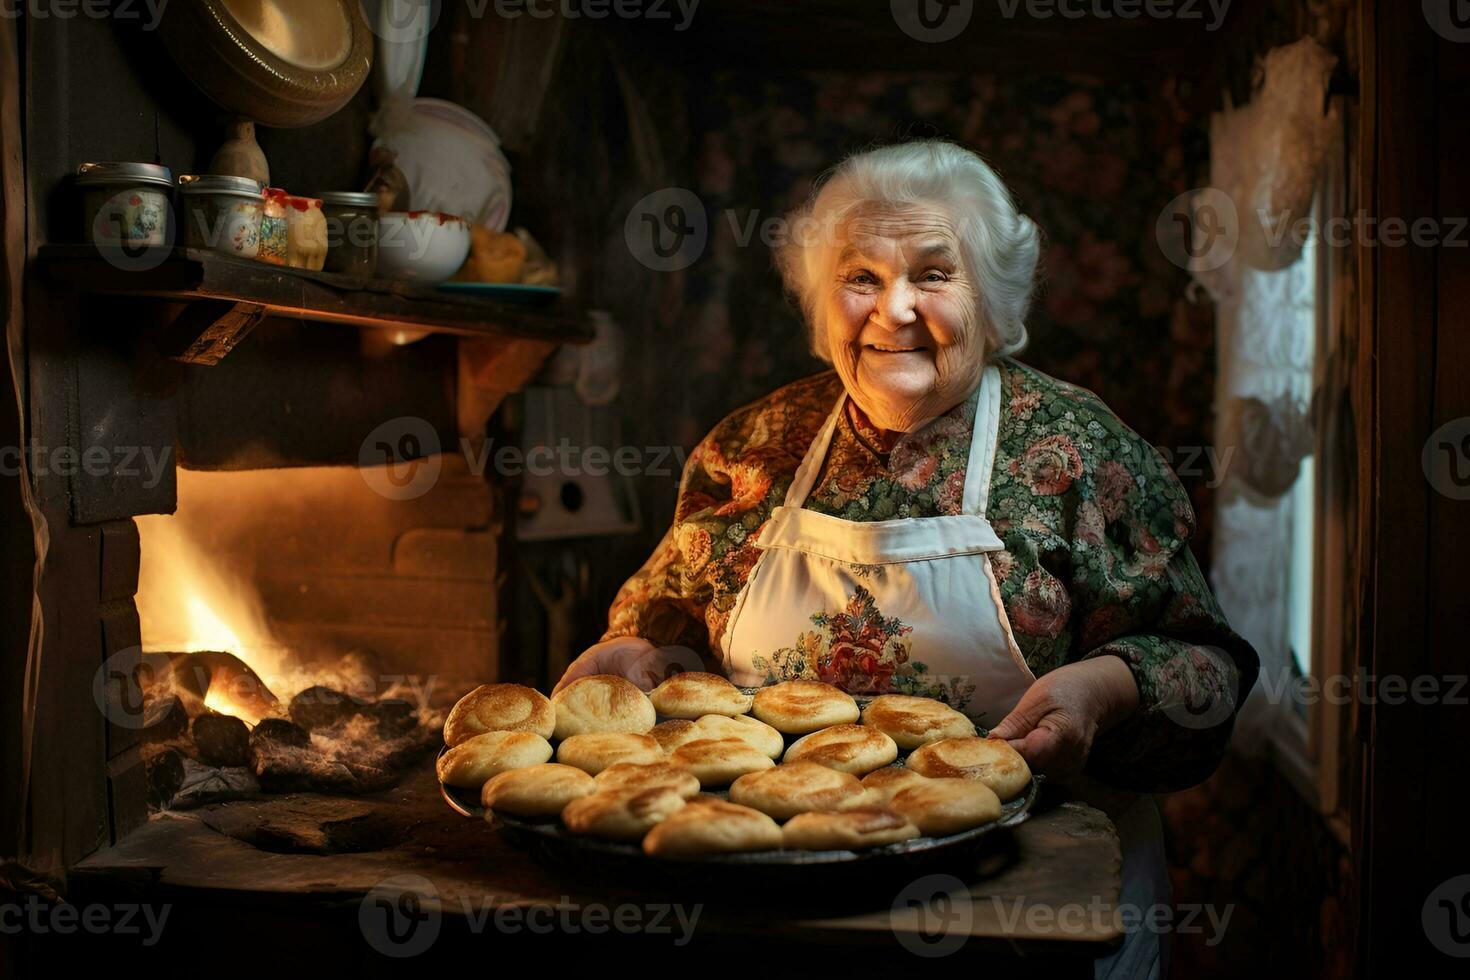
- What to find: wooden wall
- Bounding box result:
[1357,0,1470,972]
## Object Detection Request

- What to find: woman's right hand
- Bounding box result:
[552,637,708,694]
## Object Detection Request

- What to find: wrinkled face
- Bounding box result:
[824,204,986,432]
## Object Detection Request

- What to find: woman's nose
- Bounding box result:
[873,280,919,329]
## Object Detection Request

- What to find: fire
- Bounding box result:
[137,489,291,725]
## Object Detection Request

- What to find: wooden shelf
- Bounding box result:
[37,245,592,364]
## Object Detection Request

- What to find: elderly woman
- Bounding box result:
[558,141,1257,977]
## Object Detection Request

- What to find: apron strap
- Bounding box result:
[785,364,1005,517]
[961,364,1003,518]
[781,393,847,508]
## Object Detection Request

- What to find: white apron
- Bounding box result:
[719,364,1169,978]
[721,365,1034,727]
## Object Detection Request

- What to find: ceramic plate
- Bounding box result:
[372,99,512,232]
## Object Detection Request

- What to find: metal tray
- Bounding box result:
[439,744,1039,898]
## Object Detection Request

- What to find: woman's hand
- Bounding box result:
[552,637,707,694]
[988,656,1140,779]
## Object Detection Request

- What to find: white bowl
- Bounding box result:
[376,211,472,283]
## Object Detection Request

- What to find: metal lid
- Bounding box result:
[75,162,174,188]
[314,191,381,209]
[176,174,267,197]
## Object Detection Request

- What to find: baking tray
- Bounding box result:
[439,728,1040,900]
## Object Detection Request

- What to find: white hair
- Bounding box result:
[776,140,1041,362]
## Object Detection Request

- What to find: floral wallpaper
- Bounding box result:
[668,71,1218,554]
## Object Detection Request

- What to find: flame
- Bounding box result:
[137,502,290,724]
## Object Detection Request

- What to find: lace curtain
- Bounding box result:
[1191,38,1339,749]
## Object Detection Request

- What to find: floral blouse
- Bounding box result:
[603,359,1259,792]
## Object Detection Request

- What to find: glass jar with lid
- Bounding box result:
[176,175,266,260]
[316,191,380,277]
[76,162,174,249]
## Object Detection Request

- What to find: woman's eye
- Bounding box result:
[920,270,949,283]
[846,271,878,286]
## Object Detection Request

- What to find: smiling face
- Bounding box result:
[822,204,987,432]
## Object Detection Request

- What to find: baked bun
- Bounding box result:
[860,766,933,802]
[443,683,555,746]
[560,786,686,841]
[551,674,656,739]
[728,761,879,820]
[906,737,1032,800]
[668,738,775,787]
[890,777,1002,835]
[649,672,753,718]
[751,680,859,734]
[555,732,664,775]
[435,730,553,789]
[781,807,920,851]
[860,694,976,750]
[782,724,898,775]
[650,719,704,753]
[594,762,701,799]
[690,713,784,760]
[642,798,782,857]
[480,763,594,817]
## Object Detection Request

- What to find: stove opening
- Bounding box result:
[130,459,498,811]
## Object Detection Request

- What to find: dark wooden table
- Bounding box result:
[58,765,1123,973]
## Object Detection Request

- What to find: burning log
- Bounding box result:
[143,746,186,809]
[170,650,282,724]
[191,713,252,768]
[363,698,417,737]
[139,694,189,744]
[288,685,369,731]
[173,759,260,808]
[251,717,311,749]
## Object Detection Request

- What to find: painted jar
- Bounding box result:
[258,188,291,265]
[76,162,173,249]
[316,191,380,277]
[176,175,266,260]
[285,195,328,272]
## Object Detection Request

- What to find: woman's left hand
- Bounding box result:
[988,656,1140,779]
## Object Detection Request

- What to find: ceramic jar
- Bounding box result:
[284,195,328,271]
[176,175,266,260]
[76,162,173,249]
[316,191,380,277]
[259,187,291,265]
